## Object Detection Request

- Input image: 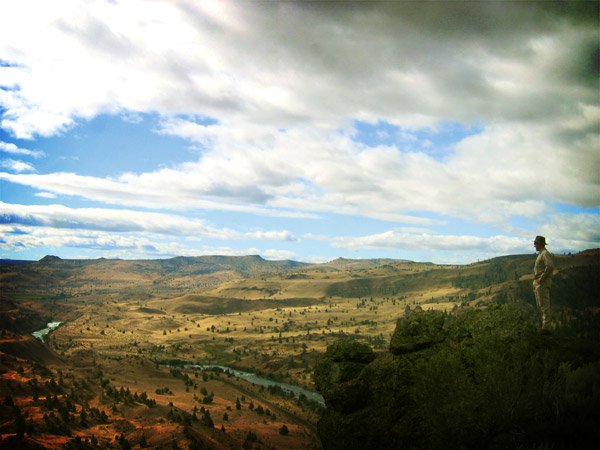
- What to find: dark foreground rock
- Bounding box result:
[314,304,600,450]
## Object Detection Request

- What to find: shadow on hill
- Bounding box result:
[173,295,324,315]
[0,333,64,366]
[314,304,600,450]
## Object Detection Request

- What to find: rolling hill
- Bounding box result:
[0,250,598,449]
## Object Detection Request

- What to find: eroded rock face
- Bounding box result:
[314,304,600,450]
[313,340,376,414]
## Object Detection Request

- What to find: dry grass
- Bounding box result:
[49,263,469,396]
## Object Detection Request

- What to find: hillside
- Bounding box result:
[0,250,598,449]
[315,305,600,450]
[0,255,311,306]
[0,254,307,286]
[0,338,321,450]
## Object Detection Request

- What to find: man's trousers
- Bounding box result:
[533,279,552,329]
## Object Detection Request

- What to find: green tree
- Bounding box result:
[201,410,214,428]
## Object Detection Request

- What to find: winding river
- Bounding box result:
[31,321,325,406]
[32,321,63,341]
[185,364,325,406]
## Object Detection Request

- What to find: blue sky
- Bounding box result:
[1,1,598,264]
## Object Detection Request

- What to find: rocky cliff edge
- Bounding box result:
[314,304,600,450]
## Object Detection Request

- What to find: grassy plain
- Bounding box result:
[49,260,470,390]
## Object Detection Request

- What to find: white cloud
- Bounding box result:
[0,1,597,261]
[311,220,600,258]
[0,224,184,257]
[449,123,600,211]
[320,231,532,255]
[0,170,320,218]
[0,202,298,241]
[1,1,597,137]
[1,2,597,213]
[539,213,600,251]
[247,248,299,261]
[246,230,298,242]
[2,117,596,231]
[0,159,35,172]
[34,192,57,199]
[0,142,45,158]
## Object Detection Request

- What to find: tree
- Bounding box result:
[201,410,214,428]
[79,408,87,426]
[279,424,289,436]
[117,433,131,450]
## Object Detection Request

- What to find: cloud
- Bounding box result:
[1,1,597,137]
[0,170,320,219]
[311,230,530,255]
[539,213,600,249]
[34,192,57,199]
[0,223,300,260]
[246,230,298,242]
[0,202,298,241]
[1,116,596,230]
[1,2,597,219]
[0,224,183,256]
[310,213,600,257]
[0,1,597,262]
[0,159,35,172]
[0,142,45,158]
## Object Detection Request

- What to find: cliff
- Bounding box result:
[314,304,600,450]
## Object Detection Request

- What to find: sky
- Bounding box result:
[0,0,599,265]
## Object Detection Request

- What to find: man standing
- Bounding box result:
[533,236,554,333]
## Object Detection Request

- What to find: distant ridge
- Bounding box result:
[0,254,311,291]
[2,252,598,305]
[329,257,399,266]
[315,257,421,271]
[0,259,33,265]
[577,248,600,256]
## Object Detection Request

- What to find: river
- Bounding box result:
[32,321,63,341]
[31,321,325,406]
[184,364,325,406]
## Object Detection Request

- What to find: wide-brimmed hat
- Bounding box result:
[533,236,547,246]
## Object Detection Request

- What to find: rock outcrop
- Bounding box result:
[314,304,600,450]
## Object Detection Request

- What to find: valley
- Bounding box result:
[1,250,598,449]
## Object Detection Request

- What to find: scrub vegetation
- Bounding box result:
[0,250,598,448]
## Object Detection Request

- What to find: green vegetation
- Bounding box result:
[315,305,600,450]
